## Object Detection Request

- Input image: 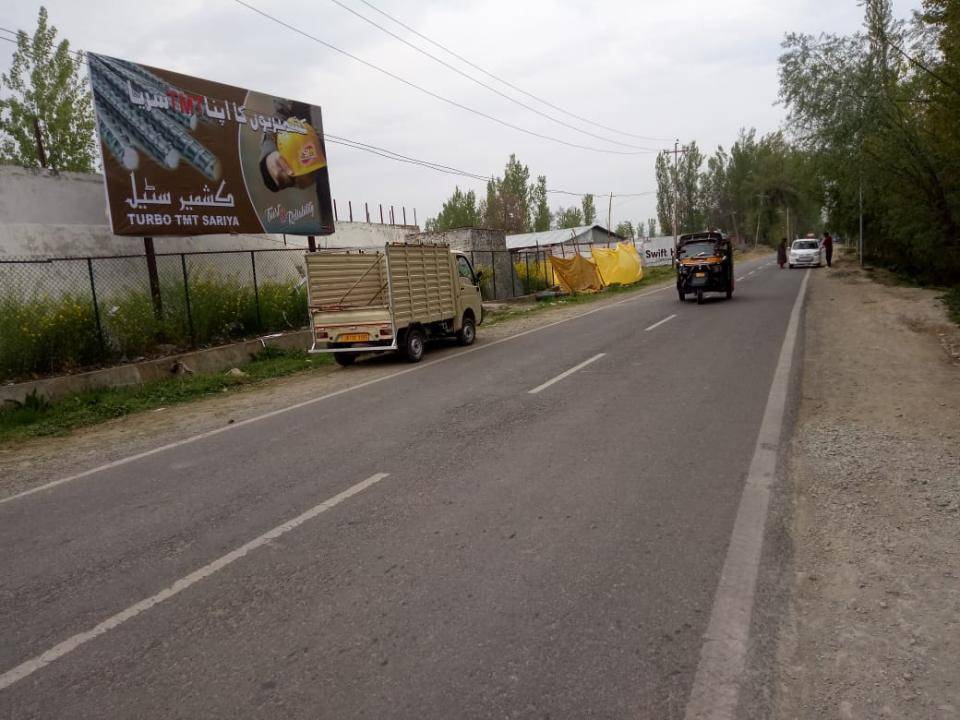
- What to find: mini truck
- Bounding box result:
[306,242,484,365]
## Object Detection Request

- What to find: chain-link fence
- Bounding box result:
[0,244,613,382]
[0,248,310,382]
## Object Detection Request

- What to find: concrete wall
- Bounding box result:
[409,228,517,300]
[0,165,418,257]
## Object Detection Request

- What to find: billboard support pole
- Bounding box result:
[143,237,163,322]
[308,235,317,253]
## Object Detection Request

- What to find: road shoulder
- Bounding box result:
[773,259,960,718]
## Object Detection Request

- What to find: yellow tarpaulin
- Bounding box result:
[591,242,644,285]
[548,253,605,294]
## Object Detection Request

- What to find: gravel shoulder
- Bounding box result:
[0,274,679,499]
[774,257,960,718]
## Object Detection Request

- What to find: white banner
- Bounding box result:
[639,236,675,267]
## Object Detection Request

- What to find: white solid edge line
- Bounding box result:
[0,472,390,692]
[0,284,673,507]
[683,270,810,720]
[528,353,605,395]
[644,313,677,332]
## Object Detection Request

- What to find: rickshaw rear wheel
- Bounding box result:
[696,289,704,305]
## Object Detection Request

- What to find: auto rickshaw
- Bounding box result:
[675,231,734,304]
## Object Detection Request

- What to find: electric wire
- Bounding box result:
[231,0,657,156]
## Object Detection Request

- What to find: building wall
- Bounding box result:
[0,165,418,257]
[408,228,517,300]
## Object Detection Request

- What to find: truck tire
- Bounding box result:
[696,289,704,305]
[457,315,476,346]
[677,288,685,302]
[401,328,425,363]
[333,352,356,367]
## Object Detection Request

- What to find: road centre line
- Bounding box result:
[736,276,745,282]
[528,354,605,395]
[683,270,810,720]
[3,259,766,508]
[644,314,676,332]
[0,283,675,507]
[0,472,390,692]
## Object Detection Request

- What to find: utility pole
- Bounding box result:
[858,174,864,266]
[673,140,680,242]
[607,191,613,240]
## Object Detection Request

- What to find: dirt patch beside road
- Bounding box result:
[774,257,960,718]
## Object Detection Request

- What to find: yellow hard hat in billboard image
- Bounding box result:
[277,119,327,176]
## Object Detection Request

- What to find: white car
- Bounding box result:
[788,238,824,268]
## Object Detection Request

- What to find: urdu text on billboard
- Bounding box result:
[88,53,334,237]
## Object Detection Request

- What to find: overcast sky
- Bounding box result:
[1,0,922,231]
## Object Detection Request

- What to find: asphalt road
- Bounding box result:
[0,256,806,719]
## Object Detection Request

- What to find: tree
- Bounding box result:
[530,175,551,231]
[555,206,584,229]
[581,194,597,225]
[636,220,646,238]
[481,154,532,233]
[647,217,658,236]
[615,221,635,239]
[424,186,480,231]
[0,7,96,171]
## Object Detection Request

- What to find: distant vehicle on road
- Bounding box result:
[676,231,734,304]
[788,237,825,268]
[306,243,483,365]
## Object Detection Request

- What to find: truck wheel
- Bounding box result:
[677,288,685,302]
[333,352,356,367]
[401,328,425,363]
[726,285,733,299]
[696,289,704,305]
[457,315,476,346]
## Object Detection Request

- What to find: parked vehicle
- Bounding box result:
[306,243,483,365]
[788,237,825,268]
[676,231,734,304]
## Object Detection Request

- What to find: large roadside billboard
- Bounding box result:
[639,236,676,267]
[88,53,334,237]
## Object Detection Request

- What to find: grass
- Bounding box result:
[483,265,675,326]
[0,347,331,443]
[0,277,309,383]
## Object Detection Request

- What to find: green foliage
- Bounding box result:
[615,221,635,239]
[943,286,960,325]
[0,277,309,382]
[0,349,332,442]
[777,0,960,283]
[555,206,584,229]
[481,154,532,233]
[531,175,551,231]
[635,220,646,238]
[581,194,597,225]
[514,257,554,293]
[0,7,96,171]
[424,186,481,231]
[647,217,658,237]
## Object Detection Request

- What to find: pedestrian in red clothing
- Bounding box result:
[822,232,834,267]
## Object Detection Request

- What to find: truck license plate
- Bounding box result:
[339,333,370,342]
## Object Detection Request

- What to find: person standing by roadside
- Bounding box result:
[777,238,788,268]
[822,232,834,268]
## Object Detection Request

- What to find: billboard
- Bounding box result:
[88,53,334,237]
[639,236,676,267]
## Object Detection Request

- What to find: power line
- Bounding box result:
[357,0,672,143]
[328,0,654,151]
[0,28,655,198]
[231,0,656,156]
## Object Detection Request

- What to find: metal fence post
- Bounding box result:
[490,251,497,299]
[250,251,262,330]
[380,204,384,224]
[365,202,370,223]
[524,253,531,293]
[144,237,163,322]
[510,252,518,297]
[180,253,196,347]
[348,200,353,222]
[87,257,106,356]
